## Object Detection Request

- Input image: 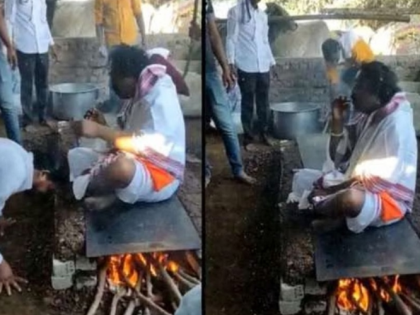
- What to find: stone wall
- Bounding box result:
[50,37,109,101]
[49,37,202,117]
[270,55,420,104]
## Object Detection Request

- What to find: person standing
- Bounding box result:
[0,3,20,143]
[226,0,275,150]
[5,0,56,127]
[95,0,147,110]
[204,0,255,186]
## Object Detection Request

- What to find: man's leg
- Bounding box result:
[237,69,257,147]
[311,188,365,233]
[17,51,36,126]
[0,53,21,144]
[205,70,255,184]
[255,71,271,144]
[34,53,49,123]
[84,156,137,210]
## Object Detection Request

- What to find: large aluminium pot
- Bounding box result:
[270,102,322,140]
[50,83,100,120]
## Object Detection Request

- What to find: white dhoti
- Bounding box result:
[68,147,180,204]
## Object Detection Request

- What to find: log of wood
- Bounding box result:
[216,13,410,24]
[157,263,182,304]
[401,292,420,313]
[327,292,337,315]
[110,287,126,315]
[178,269,200,285]
[87,263,108,315]
[185,251,201,280]
[123,301,136,315]
[376,278,412,315]
[173,271,196,290]
[121,271,171,315]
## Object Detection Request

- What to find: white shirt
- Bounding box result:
[0,138,34,264]
[226,2,275,73]
[122,74,186,172]
[5,0,54,54]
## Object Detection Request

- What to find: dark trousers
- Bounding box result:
[17,51,49,124]
[237,69,270,143]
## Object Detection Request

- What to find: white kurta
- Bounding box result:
[69,73,186,203]
[0,138,34,263]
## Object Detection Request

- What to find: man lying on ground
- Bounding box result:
[306,61,417,234]
[69,45,185,211]
[0,137,55,294]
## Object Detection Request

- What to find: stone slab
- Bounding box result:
[314,218,420,281]
[296,133,329,170]
[86,196,201,257]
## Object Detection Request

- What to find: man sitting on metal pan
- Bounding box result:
[305,62,417,234]
[68,45,185,211]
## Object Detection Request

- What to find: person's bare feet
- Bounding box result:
[235,171,256,185]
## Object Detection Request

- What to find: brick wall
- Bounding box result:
[270,55,420,104]
[49,38,109,101]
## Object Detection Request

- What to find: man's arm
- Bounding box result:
[207,16,229,73]
[225,6,238,66]
[0,0,14,51]
[94,0,105,46]
[132,0,146,47]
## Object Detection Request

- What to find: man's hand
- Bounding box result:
[222,66,235,91]
[189,21,201,41]
[0,260,27,295]
[71,120,101,138]
[332,96,350,120]
[0,217,15,237]
[6,47,17,70]
[84,108,107,126]
[50,45,58,62]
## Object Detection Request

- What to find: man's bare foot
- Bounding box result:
[311,219,345,234]
[235,171,256,185]
[84,195,117,211]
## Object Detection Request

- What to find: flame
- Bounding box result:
[107,252,181,286]
[336,276,402,311]
[337,279,369,312]
[107,255,139,287]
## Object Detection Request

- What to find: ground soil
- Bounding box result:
[205,131,282,315]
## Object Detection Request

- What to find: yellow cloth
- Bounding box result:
[326,65,339,85]
[351,39,375,64]
[95,0,142,47]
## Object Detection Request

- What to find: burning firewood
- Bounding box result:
[375,278,412,315]
[185,251,201,279]
[110,287,127,315]
[87,260,108,315]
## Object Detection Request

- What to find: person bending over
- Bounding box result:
[308,61,417,234]
[0,138,55,294]
[321,30,375,124]
[69,45,185,211]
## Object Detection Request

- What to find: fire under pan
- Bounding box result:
[86,196,201,257]
[314,218,420,282]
